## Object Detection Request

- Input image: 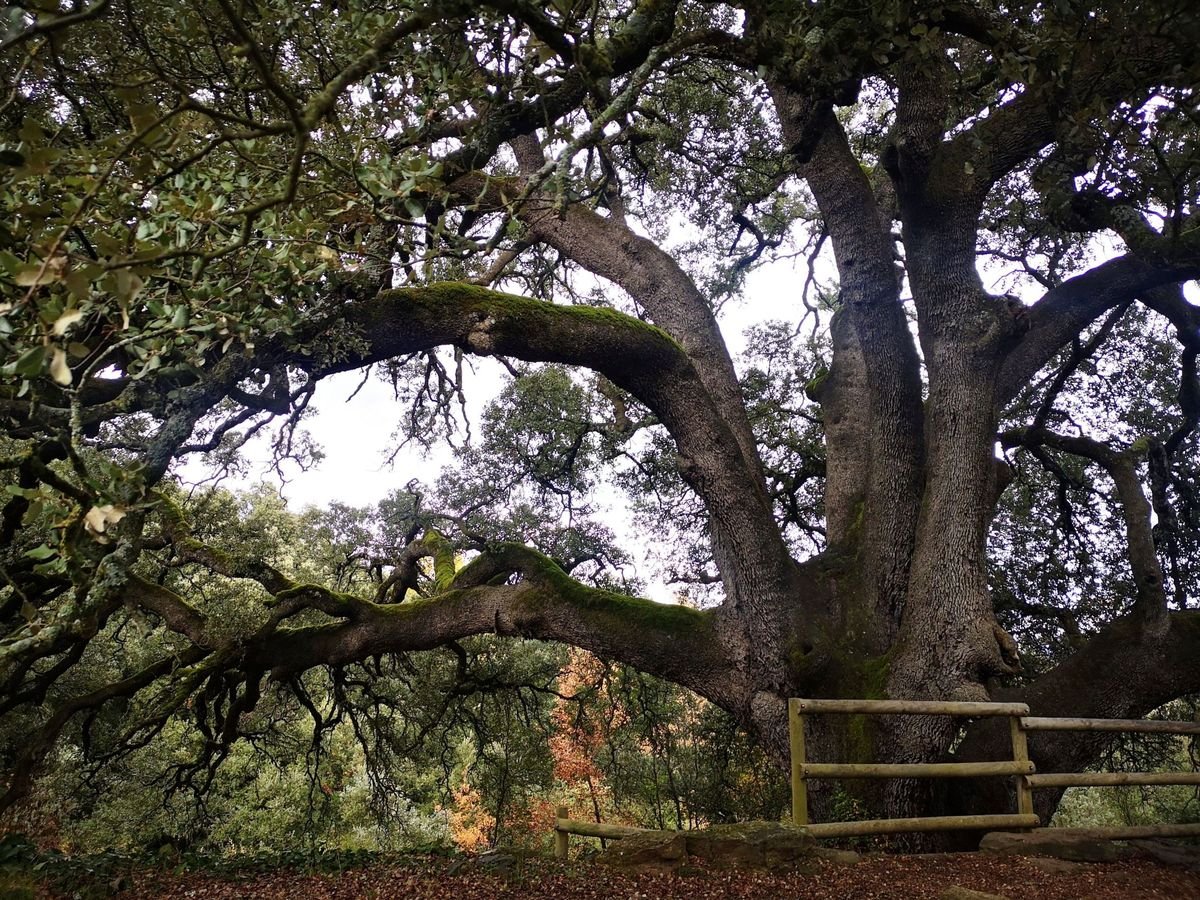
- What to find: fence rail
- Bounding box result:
[807,813,1040,838]
[802,761,1035,779]
[789,697,1200,840]
[1020,716,1200,734]
[553,806,645,859]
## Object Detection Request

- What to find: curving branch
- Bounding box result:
[998,252,1200,406]
[1000,427,1167,619]
[283,283,810,638]
[459,139,765,488]
[1139,284,1200,456]
[240,543,740,709]
[954,608,1200,821]
[939,11,1200,203]
[0,646,209,814]
[0,0,112,53]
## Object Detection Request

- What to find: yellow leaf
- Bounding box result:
[49,348,72,385]
[15,255,69,286]
[52,308,84,336]
[84,504,126,538]
[114,269,144,303]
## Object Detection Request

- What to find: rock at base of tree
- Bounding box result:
[1129,839,1200,872]
[597,821,818,873]
[941,887,1011,900]
[447,849,522,877]
[595,831,688,873]
[812,846,862,865]
[685,822,818,871]
[979,831,1137,863]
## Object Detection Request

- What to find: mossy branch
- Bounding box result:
[241,540,734,707]
[154,492,295,594]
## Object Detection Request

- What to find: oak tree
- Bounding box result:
[2,0,1199,831]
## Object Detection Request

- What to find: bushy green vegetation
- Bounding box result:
[1,485,786,857]
[1052,699,1200,830]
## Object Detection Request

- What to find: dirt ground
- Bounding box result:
[38,852,1200,900]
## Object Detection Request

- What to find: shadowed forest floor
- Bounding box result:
[23,852,1200,899]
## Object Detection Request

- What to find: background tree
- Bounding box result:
[2,0,1199,836]
[3,486,786,854]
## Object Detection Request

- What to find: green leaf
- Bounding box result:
[65,268,92,301]
[18,120,43,145]
[13,345,45,377]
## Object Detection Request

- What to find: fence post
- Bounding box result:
[555,805,569,859]
[1008,715,1034,824]
[789,698,808,826]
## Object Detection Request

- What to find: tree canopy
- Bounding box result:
[2,0,1199,833]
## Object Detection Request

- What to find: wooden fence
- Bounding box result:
[551,699,1200,856]
[789,697,1200,839]
[553,805,643,859]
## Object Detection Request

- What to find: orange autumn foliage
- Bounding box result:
[447,776,495,852]
[549,650,606,784]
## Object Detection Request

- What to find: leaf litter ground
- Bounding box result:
[35,851,1200,899]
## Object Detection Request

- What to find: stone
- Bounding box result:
[684,821,816,870]
[446,849,520,877]
[1129,839,1200,872]
[979,831,1137,862]
[1026,856,1086,875]
[812,846,862,865]
[476,849,519,872]
[941,887,1010,900]
[596,830,688,873]
[596,821,821,873]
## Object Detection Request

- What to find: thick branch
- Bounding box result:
[954,609,1200,822]
[940,15,1199,201]
[773,84,925,635]
[155,494,296,594]
[509,172,766,487]
[1017,610,1200,762]
[998,253,1200,406]
[123,576,212,646]
[251,543,743,709]
[459,143,764,489]
[286,283,811,648]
